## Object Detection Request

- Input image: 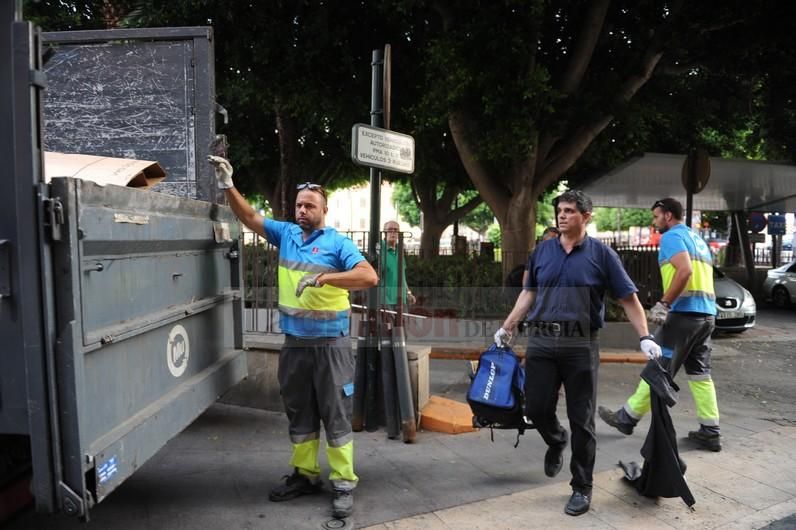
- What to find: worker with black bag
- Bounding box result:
[494,190,661,516]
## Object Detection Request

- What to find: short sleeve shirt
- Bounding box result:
[264,219,365,336]
[524,236,637,328]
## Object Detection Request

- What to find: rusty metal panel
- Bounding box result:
[41,28,216,202]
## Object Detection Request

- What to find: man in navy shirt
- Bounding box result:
[495,190,661,516]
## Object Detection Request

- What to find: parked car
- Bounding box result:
[763,260,796,308]
[713,266,756,332]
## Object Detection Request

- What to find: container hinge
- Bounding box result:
[29,68,47,89]
[58,481,85,517]
[43,197,65,241]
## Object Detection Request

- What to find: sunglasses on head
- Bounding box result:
[296,182,327,200]
[652,200,666,210]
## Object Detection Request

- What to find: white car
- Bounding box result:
[763,260,796,308]
[713,267,756,332]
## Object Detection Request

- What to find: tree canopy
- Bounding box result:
[24,0,796,262]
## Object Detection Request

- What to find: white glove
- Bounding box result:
[640,335,662,360]
[407,292,416,305]
[295,272,323,297]
[494,327,512,347]
[207,155,234,189]
[649,301,670,325]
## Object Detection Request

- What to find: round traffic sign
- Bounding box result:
[748,212,767,233]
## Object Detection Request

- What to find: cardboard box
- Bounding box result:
[44,152,166,188]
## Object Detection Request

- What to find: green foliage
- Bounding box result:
[486,223,501,248]
[459,190,494,235]
[391,181,420,227]
[593,208,654,232]
[391,181,493,234]
[404,254,508,318]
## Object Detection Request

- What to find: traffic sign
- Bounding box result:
[767,214,786,235]
[351,124,415,174]
[681,148,710,194]
[748,212,767,233]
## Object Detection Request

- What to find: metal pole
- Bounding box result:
[685,154,695,228]
[367,48,384,263]
[361,48,385,432]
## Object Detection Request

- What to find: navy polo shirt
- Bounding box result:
[523,236,637,329]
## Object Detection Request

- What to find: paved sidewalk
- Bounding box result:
[7,349,795,529]
[364,425,796,529]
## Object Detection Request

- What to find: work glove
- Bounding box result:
[207,155,234,189]
[639,335,663,360]
[407,292,416,305]
[295,272,323,297]
[494,327,512,348]
[649,301,670,325]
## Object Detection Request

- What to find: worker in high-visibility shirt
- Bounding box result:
[208,156,378,519]
[599,197,722,451]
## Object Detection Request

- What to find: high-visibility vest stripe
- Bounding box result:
[278,265,350,313]
[660,259,715,302]
[279,257,338,274]
[278,304,348,321]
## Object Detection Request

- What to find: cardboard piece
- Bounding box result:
[44,152,166,188]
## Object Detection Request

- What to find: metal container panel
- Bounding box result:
[49,177,246,515]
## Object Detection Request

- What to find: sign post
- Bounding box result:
[768,213,787,267]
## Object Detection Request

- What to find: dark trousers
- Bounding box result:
[524,330,600,494]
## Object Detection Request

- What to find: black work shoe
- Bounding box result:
[688,430,722,452]
[565,491,591,516]
[268,469,322,502]
[544,445,564,477]
[598,406,634,435]
[331,489,353,519]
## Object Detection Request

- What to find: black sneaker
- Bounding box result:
[598,406,634,435]
[332,489,353,518]
[565,491,591,516]
[688,430,722,452]
[268,469,323,502]
[544,444,564,477]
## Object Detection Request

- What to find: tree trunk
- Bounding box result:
[499,189,537,277]
[420,218,446,258]
[261,103,303,220]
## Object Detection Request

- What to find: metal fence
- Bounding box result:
[751,247,793,267]
[241,232,671,335]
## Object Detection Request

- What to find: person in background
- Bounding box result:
[494,190,661,517]
[380,220,416,309]
[207,155,378,519]
[542,226,560,241]
[599,197,722,451]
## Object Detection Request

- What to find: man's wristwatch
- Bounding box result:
[639,335,655,342]
[658,300,671,308]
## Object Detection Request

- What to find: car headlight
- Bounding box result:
[741,289,756,310]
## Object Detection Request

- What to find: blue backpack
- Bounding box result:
[467,344,534,444]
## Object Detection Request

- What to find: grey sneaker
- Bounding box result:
[598,406,634,435]
[332,489,353,518]
[688,430,722,452]
[268,469,322,502]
